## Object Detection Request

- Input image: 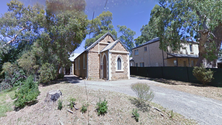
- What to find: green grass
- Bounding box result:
[0,87,16,117]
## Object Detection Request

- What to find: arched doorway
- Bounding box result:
[103,55,107,79]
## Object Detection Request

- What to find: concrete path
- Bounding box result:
[65,75,222,125]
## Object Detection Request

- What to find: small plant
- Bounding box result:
[131,83,154,104]
[69,97,76,109]
[132,108,139,122]
[14,76,40,109]
[80,103,89,113]
[170,110,174,119]
[193,65,214,85]
[96,99,108,116]
[58,100,63,110]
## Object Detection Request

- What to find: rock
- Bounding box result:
[45,90,62,102]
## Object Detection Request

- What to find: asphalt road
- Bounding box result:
[66,75,222,125]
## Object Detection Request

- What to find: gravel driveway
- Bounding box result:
[66,75,222,125]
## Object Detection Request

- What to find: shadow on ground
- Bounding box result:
[131,76,205,87]
[129,98,151,112]
[40,75,82,87]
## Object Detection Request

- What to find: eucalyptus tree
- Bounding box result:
[147,0,222,67]
[117,25,136,54]
[85,11,117,48]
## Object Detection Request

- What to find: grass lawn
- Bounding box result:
[0,88,15,117]
[0,82,196,125]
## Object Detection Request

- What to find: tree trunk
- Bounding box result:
[196,30,208,67]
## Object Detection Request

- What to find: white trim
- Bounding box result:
[108,51,112,80]
[127,54,130,79]
[116,55,123,71]
[110,50,129,54]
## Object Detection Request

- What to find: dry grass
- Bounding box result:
[135,75,222,101]
[0,82,196,125]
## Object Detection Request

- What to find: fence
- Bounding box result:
[130,66,222,87]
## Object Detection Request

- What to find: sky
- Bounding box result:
[0,0,159,53]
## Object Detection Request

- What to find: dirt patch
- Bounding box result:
[135,76,222,101]
[0,82,196,125]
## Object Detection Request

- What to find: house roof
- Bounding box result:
[167,53,199,58]
[101,39,129,52]
[132,37,160,50]
[69,53,80,62]
[85,32,116,51]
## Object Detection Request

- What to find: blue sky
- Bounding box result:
[0,0,158,53]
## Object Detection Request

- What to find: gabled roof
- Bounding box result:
[167,53,199,58]
[69,53,80,62]
[101,39,129,52]
[132,37,160,50]
[85,32,116,51]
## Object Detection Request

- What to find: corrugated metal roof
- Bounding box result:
[168,53,199,58]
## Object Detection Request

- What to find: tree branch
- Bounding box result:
[3,27,26,47]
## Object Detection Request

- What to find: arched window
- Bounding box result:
[117,57,121,70]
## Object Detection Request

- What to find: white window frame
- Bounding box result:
[83,54,85,69]
[134,50,138,55]
[116,55,123,71]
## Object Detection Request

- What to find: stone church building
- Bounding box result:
[73,32,130,80]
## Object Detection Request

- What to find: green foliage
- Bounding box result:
[85,11,117,48]
[80,103,89,113]
[117,25,136,53]
[14,76,40,109]
[131,83,154,104]
[1,62,26,88]
[170,110,174,119]
[96,99,108,116]
[38,63,56,83]
[57,73,64,79]
[132,108,139,122]
[58,100,63,110]
[69,97,76,109]
[193,65,214,85]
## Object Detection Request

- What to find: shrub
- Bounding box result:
[57,73,64,79]
[58,100,63,110]
[96,99,108,116]
[80,103,89,113]
[14,76,40,108]
[131,83,154,104]
[69,97,76,109]
[132,108,139,122]
[193,65,214,85]
[38,63,56,83]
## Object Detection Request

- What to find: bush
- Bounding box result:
[58,100,63,110]
[96,99,108,116]
[38,63,56,83]
[69,97,76,109]
[14,76,40,108]
[193,65,214,85]
[132,108,139,122]
[131,83,154,104]
[57,73,64,79]
[80,103,89,113]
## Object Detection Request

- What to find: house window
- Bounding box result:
[174,60,177,66]
[117,57,122,70]
[184,61,186,67]
[134,50,138,55]
[83,54,85,69]
[140,62,144,67]
[144,47,147,52]
[191,60,194,66]
[78,58,80,70]
[190,44,193,52]
[136,63,138,67]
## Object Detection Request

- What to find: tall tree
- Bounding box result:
[85,11,117,48]
[117,25,136,53]
[149,0,222,67]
